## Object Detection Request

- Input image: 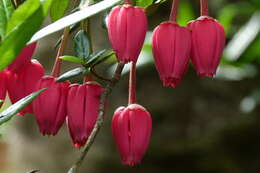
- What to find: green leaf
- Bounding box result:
[0,0,14,38]
[135,0,153,8]
[60,55,84,64]
[0,0,53,71]
[0,100,3,106]
[50,0,70,21]
[57,67,88,82]
[6,0,41,34]
[85,49,114,67]
[0,89,46,126]
[28,0,122,44]
[74,30,90,59]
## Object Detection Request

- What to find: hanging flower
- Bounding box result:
[107,4,147,63]
[112,104,152,166]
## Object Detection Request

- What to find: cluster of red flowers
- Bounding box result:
[0,0,226,167]
[107,0,225,166]
[0,43,103,150]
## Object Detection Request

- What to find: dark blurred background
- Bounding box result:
[1,0,260,172]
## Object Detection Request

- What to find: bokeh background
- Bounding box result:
[1,0,260,172]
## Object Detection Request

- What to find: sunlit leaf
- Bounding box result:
[0,0,14,38]
[0,0,53,71]
[135,0,153,8]
[60,55,84,64]
[28,0,122,44]
[6,0,41,34]
[50,0,70,21]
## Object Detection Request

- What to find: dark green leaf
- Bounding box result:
[0,0,53,71]
[74,30,90,59]
[28,0,122,44]
[0,100,3,106]
[0,89,46,126]
[0,0,14,38]
[60,55,84,64]
[85,49,114,67]
[57,67,88,82]
[50,0,70,21]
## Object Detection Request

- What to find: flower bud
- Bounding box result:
[107,5,147,63]
[152,22,191,87]
[33,76,69,136]
[67,82,103,148]
[7,59,44,115]
[0,70,7,108]
[112,104,152,166]
[188,16,225,77]
[7,42,37,73]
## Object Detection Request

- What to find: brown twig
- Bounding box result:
[51,27,70,78]
[68,62,125,173]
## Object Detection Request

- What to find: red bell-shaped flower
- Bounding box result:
[7,42,37,73]
[7,59,44,115]
[67,82,103,149]
[33,76,69,136]
[0,70,7,108]
[112,104,152,166]
[152,22,191,87]
[188,16,225,77]
[107,4,147,63]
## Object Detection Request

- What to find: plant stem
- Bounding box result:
[200,0,208,16]
[68,62,125,173]
[169,0,179,22]
[51,27,70,78]
[124,0,131,4]
[128,62,136,105]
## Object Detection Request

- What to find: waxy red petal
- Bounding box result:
[107,5,147,63]
[7,42,37,73]
[112,104,152,166]
[67,82,102,148]
[7,60,44,115]
[33,76,69,136]
[152,22,191,87]
[188,16,225,77]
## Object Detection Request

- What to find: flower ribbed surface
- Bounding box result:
[152,22,191,87]
[112,104,152,166]
[33,76,69,136]
[7,60,44,115]
[107,4,147,63]
[67,82,103,149]
[188,16,225,77]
